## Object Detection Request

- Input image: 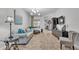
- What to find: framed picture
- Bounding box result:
[58,16,65,24]
[15,15,23,25]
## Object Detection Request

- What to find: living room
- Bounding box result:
[0,8,79,50]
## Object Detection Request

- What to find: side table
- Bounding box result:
[0,36,19,50]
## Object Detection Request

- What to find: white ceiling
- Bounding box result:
[24,8,59,16]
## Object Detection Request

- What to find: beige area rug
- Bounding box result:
[18,30,60,50]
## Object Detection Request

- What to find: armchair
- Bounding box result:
[59,31,74,50]
[74,33,79,50]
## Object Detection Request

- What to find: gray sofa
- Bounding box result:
[14,29,33,45]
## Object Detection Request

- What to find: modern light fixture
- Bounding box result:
[30,8,40,16]
[30,12,33,15]
[32,9,36,13]
[36,9,39,12]
[38,13,40,16]
[5,16,14,39]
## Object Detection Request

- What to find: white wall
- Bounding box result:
[43,8,79,33]
[41,14,55,30]
[55,8,79,32]
[0,8,13,37]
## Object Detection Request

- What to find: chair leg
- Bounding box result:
[60,43,62,50]
[72,46,74,50]
[10,44,19,50]
[58,37,59,40]
[13,45,19,50]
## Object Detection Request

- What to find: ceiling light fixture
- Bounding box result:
[38,13,40,16]
[32,9,36,13]
[30,13,33,15]
[31,8,40,16]
[33,11,36,13]
[36,9,39,12]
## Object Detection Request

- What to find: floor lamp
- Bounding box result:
[5,16,14,39]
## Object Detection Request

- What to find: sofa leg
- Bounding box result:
[60,43,62,50]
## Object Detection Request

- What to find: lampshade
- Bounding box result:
[5,16,14,23]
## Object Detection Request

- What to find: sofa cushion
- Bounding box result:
[18,28,26,33]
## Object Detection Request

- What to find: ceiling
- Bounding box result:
[24,8,59,16]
